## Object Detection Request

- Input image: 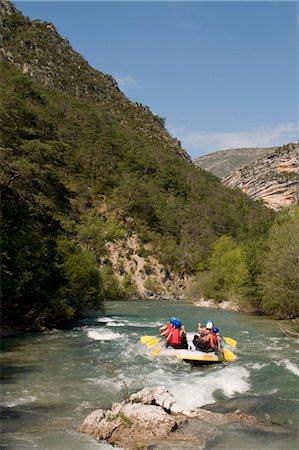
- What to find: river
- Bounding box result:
[1,300,298,449]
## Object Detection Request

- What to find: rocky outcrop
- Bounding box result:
[80,386,288,450]
[223,142,299,210]
[104,233,190,300]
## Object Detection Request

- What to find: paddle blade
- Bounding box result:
[140,335,156,344]
[151,347,162,356]
[223,348,237,361]
[223,336,237,347]
[146,338,161,348]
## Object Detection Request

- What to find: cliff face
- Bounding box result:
[223,142,299,210]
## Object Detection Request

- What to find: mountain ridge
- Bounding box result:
[193,146,278,178]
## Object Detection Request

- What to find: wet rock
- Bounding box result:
[80,385,290,450]
[129,385,176,411]
[80,401,180,449]
[80,409,105,435]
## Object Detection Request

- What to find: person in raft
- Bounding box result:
[211,327,222,353]
[160,317,187,338]
[159,317,177,339]
[165,319,188,349]
[192,320,216,352]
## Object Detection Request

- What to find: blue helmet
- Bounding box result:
[172,319,182,328]
[170,317,178,324]
[212,327,219,334]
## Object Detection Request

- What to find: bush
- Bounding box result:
[144,277,161,294]
[259,207,299,318]
[100,265,124,300]
[55,237,104,319]
[122,274,137,297]
[201,235,250,302]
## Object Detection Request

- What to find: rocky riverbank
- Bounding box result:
[80,386,288,449]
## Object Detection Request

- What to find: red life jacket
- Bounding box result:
[213,334,220,347]
[170,328,182,346]
[165,323,173,336]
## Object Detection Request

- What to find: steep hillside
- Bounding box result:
[223,142,299,210]
[0,0,190,164]
[0,1,274,330]
[193,146,277,178]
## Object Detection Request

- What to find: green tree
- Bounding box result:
[259,207,299,318]
[201,235,250,302]
[52,237,104,323]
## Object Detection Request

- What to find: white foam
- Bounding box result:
[96,317,115,323]
[106,322,126,327]
[263,344,288,351]
[172,365,250,409]
[97,316,161,328]
[123,320,162,328]
[268,388,279,394]
[86,329,121,341]
[280,359,299,376]
[0,395,37,408]
[246,362,269,370]
[84,378,122,389]
[144,365,250,410]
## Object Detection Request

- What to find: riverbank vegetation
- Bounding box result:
[186,205,299,319]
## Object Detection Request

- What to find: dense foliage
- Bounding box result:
[189,206,299,319]
[259,207,299,318]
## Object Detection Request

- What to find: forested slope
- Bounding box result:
[0,2,281,331]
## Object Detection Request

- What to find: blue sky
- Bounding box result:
[15,1,298,158]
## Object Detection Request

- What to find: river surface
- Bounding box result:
[1,300,298,449]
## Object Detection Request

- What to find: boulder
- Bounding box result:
[80,409,105,435]
[80,400,181,449]
[129,385,176,411]
[80,385,289,449]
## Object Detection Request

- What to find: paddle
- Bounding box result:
[146,338,161,348]
[151,341,165,357]
[140,335,157,344]
[223,348,237,361]
[223,336,237,347]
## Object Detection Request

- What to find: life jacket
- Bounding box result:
[170,328,182,346]
[213,334,220,347]
[165,323,173,336]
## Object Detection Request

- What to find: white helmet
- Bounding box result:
[205,321,213,330]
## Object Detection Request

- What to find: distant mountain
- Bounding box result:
[223,142,299,210]
[193,147,277,178]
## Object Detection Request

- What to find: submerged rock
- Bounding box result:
[80,385,290,449]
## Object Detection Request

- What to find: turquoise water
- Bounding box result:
[1,300,298,449]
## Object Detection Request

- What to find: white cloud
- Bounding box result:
[114,75,140,91]
[169,122,298,158]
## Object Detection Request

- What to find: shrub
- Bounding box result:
[144,277,161,294]
[259,207,299,318]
